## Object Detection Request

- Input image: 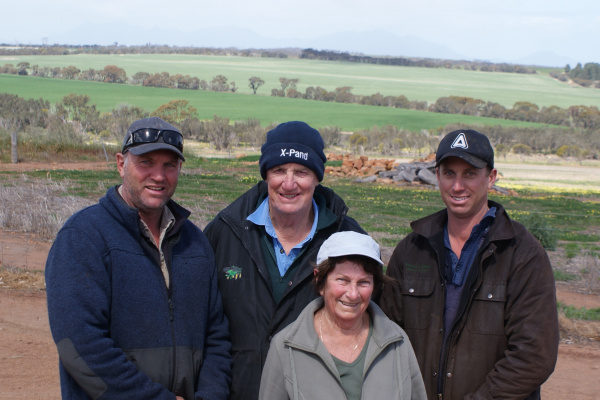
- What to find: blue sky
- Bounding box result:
[1,0,599,66]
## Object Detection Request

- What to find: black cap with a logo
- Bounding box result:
[435,129,494,169]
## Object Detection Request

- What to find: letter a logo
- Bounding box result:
[451,133,468,149]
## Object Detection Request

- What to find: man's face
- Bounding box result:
[436,157,497,223]
[265,163,319,219]
[117,149,181,219]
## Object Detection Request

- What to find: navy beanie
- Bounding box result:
[259,121,327,181]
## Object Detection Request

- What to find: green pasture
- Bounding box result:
[11,155,599,252]
[0,74,545,132]
[3,54,600,109]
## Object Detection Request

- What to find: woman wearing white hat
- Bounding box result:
[259,231,426,400]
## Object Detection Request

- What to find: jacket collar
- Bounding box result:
[102,185,190,238]
[282,297,406,361]
[411,200,516,243]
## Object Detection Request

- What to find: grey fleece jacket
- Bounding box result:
[259,297,427,400]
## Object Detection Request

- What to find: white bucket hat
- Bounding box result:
[316,231,383,265]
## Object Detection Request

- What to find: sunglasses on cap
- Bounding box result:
[123,128,184,153]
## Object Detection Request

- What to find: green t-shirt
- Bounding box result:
[332,318,374,400]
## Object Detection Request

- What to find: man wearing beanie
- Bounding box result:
[205,121,366,400]
[380,129,559,399]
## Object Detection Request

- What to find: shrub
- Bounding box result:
[515,213,558,250]
[556,144,582,158]
[512,143,533,155]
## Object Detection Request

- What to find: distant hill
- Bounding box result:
[41,22,573,68]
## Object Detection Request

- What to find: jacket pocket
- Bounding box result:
[124,347,173,388]
[124,346,202,398]
[399,277,436,330]
[465,281,506,335]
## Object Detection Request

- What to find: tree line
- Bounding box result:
[4,61,600,130]
[0,43,539,75]
[273,87,600,131]
[300,49,537,74]
[1,92,598,163]
[0,43,291,58]
[0,44,537,75]
[549,62,600,89]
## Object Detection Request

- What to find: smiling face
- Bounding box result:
[117,149,181,222]
[319,260,374,329]
[436,157,497,224]
[265,162,319,220]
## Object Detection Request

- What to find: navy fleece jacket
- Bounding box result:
[46,186,231,400]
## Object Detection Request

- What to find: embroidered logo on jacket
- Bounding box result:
[224,266,242,280]
[405,263,431,272]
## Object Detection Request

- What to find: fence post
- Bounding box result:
[11,132,18,164]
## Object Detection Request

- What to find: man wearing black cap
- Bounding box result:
[204,121,366,400]
[46,117,232,400]
[381,129,559,400]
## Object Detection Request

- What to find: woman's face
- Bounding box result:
[320,260,374,327]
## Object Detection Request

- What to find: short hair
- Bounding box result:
[313,255,394,299]
[437,160,494,176]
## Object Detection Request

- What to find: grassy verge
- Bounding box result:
[558,302,600,322]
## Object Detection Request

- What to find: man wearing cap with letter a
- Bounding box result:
[204,121,366,400]
[380,129,559,400]
[46,117,232,400]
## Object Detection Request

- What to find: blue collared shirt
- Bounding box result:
[444,207,497,286]
[247,196,319,276]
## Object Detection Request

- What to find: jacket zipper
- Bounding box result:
[163,238,178,393]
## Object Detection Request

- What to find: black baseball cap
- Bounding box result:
[436,129,494,169]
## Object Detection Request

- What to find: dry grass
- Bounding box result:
[550,250,600,296]
[185,202,212,230]
[0,174,95,239]
[559,312,600,344]
[0,265,45,290]
[580,253,600,294]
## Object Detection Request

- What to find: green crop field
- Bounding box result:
[0,73,546,132]
[3,54,600,109]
